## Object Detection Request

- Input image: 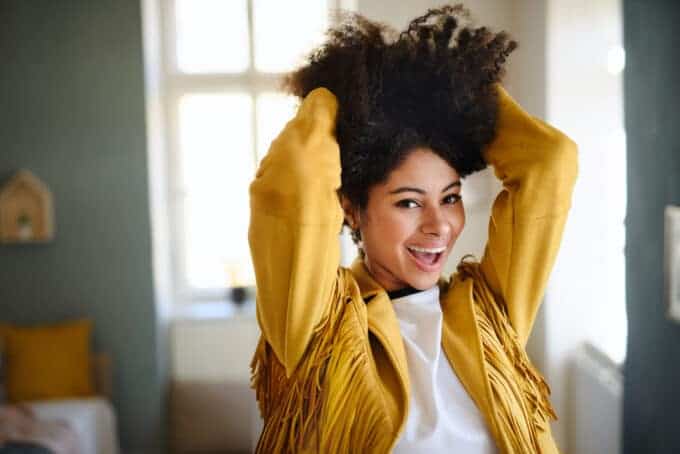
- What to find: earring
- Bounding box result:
[350,227,363,249]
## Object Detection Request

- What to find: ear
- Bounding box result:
[339,194,359,229]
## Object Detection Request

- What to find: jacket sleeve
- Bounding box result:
[478,85,578,347]
[248,87,344,377]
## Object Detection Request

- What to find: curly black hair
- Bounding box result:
[283,4,517,210]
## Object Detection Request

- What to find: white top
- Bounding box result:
[391,285,498,454]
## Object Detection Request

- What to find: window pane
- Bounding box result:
[176,0,249,73]
[253,0,328,72]
[178,94,255,289]
[256,92,298,162]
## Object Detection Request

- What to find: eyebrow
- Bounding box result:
[388,181,461,195]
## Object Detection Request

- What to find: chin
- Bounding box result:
[405,272,441,291]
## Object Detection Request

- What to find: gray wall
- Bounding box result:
[0,1,165,452]
[624,1,680,452]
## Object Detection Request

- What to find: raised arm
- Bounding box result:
[479,85,578,347]
[249,87,344,376]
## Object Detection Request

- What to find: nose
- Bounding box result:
[420,205,453,238]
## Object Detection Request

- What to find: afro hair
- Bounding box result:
[283,4,517,209]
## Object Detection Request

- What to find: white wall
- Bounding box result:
[545,0,626,449]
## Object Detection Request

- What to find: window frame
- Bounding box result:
[158,0,355,304]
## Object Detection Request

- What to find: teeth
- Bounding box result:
[408,246,446,254]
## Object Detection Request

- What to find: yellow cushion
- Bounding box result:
[4,319,94,403]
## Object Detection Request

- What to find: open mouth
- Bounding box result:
[406,245,446,271]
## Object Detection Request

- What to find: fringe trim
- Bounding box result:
[317,293,391,453]
[457,259,557,454]
[250,272,391,453]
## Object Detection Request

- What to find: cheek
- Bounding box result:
[449,204,466,237]
[361,209,415,253]
[386,212,414,238]
[367,212,409,245]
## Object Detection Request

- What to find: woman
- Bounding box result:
[249,5,577,454]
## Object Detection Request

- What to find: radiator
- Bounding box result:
[567,342,623,454]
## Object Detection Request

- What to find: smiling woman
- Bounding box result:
[248,4,577,454]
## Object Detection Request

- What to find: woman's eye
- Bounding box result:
[396,199,420,209]
[443,194,462,205]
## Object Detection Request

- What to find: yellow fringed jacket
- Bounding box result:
[249,86,578,453]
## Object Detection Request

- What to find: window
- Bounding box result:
[158,0,352,304]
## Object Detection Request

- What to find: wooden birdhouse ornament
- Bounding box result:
[0,170,54,243]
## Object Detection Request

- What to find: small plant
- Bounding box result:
[17,213,31,227]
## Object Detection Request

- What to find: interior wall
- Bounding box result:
[0,1,165,452]
[623,1,680,452]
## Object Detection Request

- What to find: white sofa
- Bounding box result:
[27,397,119,454]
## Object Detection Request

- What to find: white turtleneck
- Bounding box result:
[391,285,498,454]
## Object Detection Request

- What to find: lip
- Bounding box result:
[406,246,446,272]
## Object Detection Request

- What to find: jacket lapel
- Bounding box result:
[350,259,411,429]
[439,275,500,442]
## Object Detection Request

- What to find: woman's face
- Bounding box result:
[346,148,465,291]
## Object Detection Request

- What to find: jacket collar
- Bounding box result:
[350,258,409,380]
[349,256,383,301]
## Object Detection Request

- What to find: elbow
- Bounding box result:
[542,134,579,211]
[254,301,305,378]
[539,131,579,188]
[552,134,579,186]
[517,131,578,216]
